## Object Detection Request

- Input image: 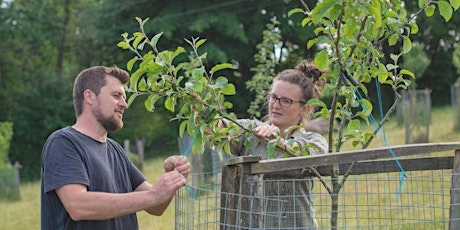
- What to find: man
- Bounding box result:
[41,66,190,229]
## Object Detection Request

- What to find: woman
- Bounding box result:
[226,59,328,229]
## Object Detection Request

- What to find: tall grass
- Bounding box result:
[0,106,459,229]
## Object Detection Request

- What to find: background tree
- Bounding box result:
[1,0,459,181]
[401,42,431,90]
[0,0,77,179]
[404,1,460,105]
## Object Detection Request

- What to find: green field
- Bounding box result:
[1,106,459,229]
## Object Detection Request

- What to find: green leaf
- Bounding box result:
[129,68,147,92]
[288,8,304,17]
[369,4,382,28]
[313,27,326,36]
[173,46,186,58]
[400,69,415,78]
[301,17,311,27]
[222,83,236,95]
[224,101,233,109]
[307,38,318,49]
[310,0,336,24]
[409,22,419,34]
[424,5,436,17]
[359,98,373,115]
[347,119,361,130]
[179,120,187,138]
[214,76,228,88]
[127,58,137,71]
[192,68,205,79]
[117,41,130,49]
[355,111,369,121]
[386,63,398,71]
[150,32,163,48]
[284,125,303,137]
[438,1,453,22]
[418,0,428,8]
[451,0,460,10]
[390,53,399,63]
[165,96,175,112]
[133,33,144,49]
[127,94,138,107]
[138,78,147,91]
[144,94,160,112]
[327,4,342,22]
[195,38,207,49]
[210,63,234,74]
[224,142,231,155]
[266,140,277,158]
[352,140,360,147]
[388,34,399,46]
[306,98,327,108]
[402,36,412,54]
[314,49,328,70]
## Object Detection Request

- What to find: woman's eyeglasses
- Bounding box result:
[266,94,306,108]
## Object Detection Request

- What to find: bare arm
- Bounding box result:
[134,181,173,216]
[56,170,186,221]
[137,155,191,216]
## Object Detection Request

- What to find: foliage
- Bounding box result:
[122,0,312,116]
[400,42,431,89]
[118,17,313,158]
[246,17,282,118]
[0,0,78,180]
[289,1,459,227]
[118,17,237,156]
[454,45,460,75]
[0,122,13,168]
[290,0,459,152]
[0,166,20,201]
[403,1,460,105]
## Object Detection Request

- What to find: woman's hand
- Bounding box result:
[253,124,280,139]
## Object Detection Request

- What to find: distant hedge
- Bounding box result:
[0,122,19,200]
[0,122,13,168]
[0,166,20,200]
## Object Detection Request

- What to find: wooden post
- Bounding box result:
[220,156,262,229]
[124,139,130,154]
[450,150,460,229]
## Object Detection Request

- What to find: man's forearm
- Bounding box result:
[60,189,161,221]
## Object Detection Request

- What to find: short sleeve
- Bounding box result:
[42,134,89,194]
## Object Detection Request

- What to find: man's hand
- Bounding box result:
[163,155,190,178]
[150,170,186,199]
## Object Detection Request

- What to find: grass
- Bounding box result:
[1,106,460,229]
[0,156,176,230]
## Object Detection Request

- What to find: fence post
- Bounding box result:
[220,156,262,230]
[450,149,460,229]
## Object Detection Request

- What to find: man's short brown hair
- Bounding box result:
[73,66,130,117]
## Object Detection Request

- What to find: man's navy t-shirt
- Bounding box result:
[41,127,146,230]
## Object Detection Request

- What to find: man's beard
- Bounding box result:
[93,108,123,132]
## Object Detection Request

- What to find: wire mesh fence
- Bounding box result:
[175,169,456,229]
[175,143,460,229]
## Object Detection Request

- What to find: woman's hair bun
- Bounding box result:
[295,59,326,88]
